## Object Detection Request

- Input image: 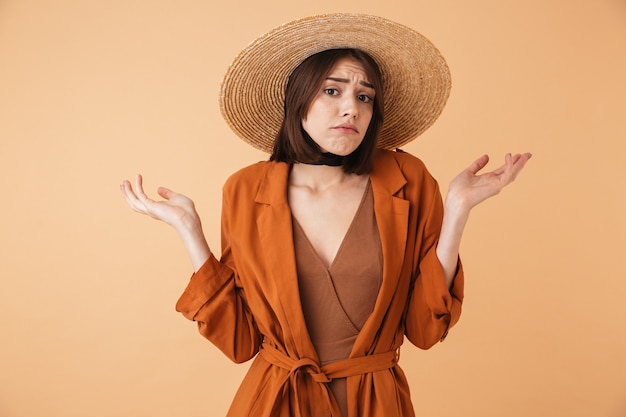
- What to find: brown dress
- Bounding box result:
[294,181,382,417]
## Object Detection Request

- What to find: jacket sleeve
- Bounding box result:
[175,185,262,364]
[404,179,464,350]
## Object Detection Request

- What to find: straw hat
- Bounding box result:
[220,13,451,153]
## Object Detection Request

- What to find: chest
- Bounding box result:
[288,177,369,269]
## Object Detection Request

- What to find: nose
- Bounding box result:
[340,95,359,119]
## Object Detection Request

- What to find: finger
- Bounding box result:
[134,174,151,203]
[502,153,517,183]
[119,179,131,197]
[510,153,523,164]
[132,174,160,214]
[514,152,532,165]
[120,180,147,213]
[500,152,532,184]
[157,186,176,200]
[487,154,512,177]
[508,153,532,180]
[120,180,139,203]
[490,152,522,177]
[466,154,490,175]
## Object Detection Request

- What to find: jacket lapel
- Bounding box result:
[254,162,317,357]
[355,151,410,353]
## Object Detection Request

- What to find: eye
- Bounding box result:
[358,94,373,103]
[324,88,340,96]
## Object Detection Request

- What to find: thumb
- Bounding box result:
[466,154,490,175]
[157,186,176,200]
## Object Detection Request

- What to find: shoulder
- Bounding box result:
[225,161,271,185]
[223,161,270,194]
[373,148,435,184]
[374,147,428,169]
[222,160,289,200]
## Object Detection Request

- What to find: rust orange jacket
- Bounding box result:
[176,148,464,417]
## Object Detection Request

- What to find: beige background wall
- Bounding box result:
[1,0,625,416]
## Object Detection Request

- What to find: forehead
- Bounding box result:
[328,56,369,76]
[325,57,375,90]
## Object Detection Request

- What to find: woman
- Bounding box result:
[121,14,530,417]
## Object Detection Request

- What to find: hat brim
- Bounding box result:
[220,13,451,153]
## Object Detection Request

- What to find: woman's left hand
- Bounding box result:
[446,153,532,212]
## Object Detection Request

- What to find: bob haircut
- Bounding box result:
[270,48,384,175]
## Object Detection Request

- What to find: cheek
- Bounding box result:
[361,107,374,125]
[306,104,333,126]
[303,101,320,123]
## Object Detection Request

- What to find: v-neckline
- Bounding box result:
[291,179,371,271]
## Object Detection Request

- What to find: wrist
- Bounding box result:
[176,220,205,246]
[443,195,471,223]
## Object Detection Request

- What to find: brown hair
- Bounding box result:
[270,48,384,174]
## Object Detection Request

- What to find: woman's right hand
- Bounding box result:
[121,174,199,230]
[120,174,211,271]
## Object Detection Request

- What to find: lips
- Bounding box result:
[334,123,358,133]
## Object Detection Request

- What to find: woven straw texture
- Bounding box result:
[220,13,451,153]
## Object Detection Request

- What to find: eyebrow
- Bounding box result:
[326,77,375,90]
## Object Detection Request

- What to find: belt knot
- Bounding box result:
[289,357,331,383]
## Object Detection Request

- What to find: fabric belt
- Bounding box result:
[259,343,399,416]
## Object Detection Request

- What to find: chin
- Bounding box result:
[327,144,361,156]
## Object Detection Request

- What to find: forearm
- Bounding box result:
[436,197,470,288]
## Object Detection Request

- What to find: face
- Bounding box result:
[302,57,375,156]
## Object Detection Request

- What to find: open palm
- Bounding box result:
[448,153,532,211]
[120,174,200,230]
